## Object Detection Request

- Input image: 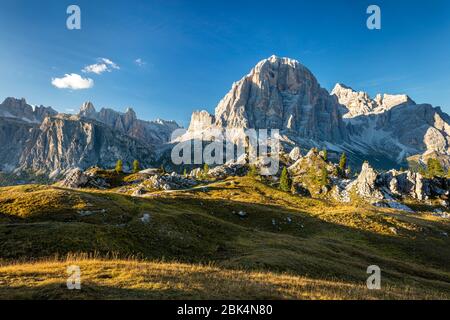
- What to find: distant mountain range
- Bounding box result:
[0,98,179,177]
[0,55,449,179]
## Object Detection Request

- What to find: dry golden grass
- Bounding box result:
[0,176,449,300]
[0,256,446,300]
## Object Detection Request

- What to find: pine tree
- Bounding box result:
[203,163,209,179]
[247,164,258,177]
[322,149,328,161]
[132,160,140,173]
[115,160,123,174]
[418,166,426,176]
[339,152,347,171]
[319,166,329,186]
[427,158,444,177]
[279,167,291,192]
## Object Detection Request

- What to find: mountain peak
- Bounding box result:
[204,55,347,143]
[79,102,96,117]
[2,97,28,108]
[254,55,302,72]
[332,83,354,93]
[331,84,415,118]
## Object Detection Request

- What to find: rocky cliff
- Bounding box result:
[15,115,156,177]
[182,56,347,145]
[333,84,450,164]
[79,102,180,145]
[182,56,450,169]
[0,97,57,123]
[0,100,179,177]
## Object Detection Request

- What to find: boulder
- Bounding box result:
[147,173,198,190]
[59,168,88,188]
[289,147,301,162]
[351,162,383,200]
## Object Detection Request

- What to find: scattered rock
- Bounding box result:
[78,210,95,217]
[132,186,146,196]
[59,167,109,189]
[288,147,301,162]
[237,211,247,218]
[432,211,450,219]
[350,162,384,200]
[147,173,198,190]
[138,168,160,175]
[140,213,151,224]
[207,160,248,179]
[389,227,398,235]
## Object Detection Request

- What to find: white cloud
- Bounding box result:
[135,58,146,66]
[101,58,120,70]
[82,63,108,74]
[82,58,120,74]
[51,73,94,90]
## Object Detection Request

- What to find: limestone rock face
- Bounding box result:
[182,56,450,168]
[351,162,384,200]
[333,84,450,164]
[345,162,449,208]
[188,111,216,132]
[146,173,198,190]
[182,56,347,145]
[59,168,88,188]
[215,56,347,142]
[0,97,57,123]
[207,160,248,179]
[59,167,109,189]
[16,116,156,176]
[289,147,301,162]
[78,102,180,146]
[0,117,35,172]
[0,98,180,178]
[332,84,414,118]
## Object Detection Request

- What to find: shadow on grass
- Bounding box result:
[0,187,449,295]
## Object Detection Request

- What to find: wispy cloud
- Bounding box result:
[82,63,108,74]
[135,58,147,66]
[51,73,94,90]
[82,58,120,74]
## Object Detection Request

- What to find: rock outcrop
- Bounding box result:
[182,56,450,169]
[0,97,57,123]
[333,83,450,164]
[145,172,198,190]
[342,162,449,210]
[181,55,348,146]
[78,102,180,146]
[332,84,414,118]
[350,162,384,200]
[0,99,179,177]
[16,115,156,176]
[59,168,109,189]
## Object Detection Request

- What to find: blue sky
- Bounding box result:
[0,0,449,126]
